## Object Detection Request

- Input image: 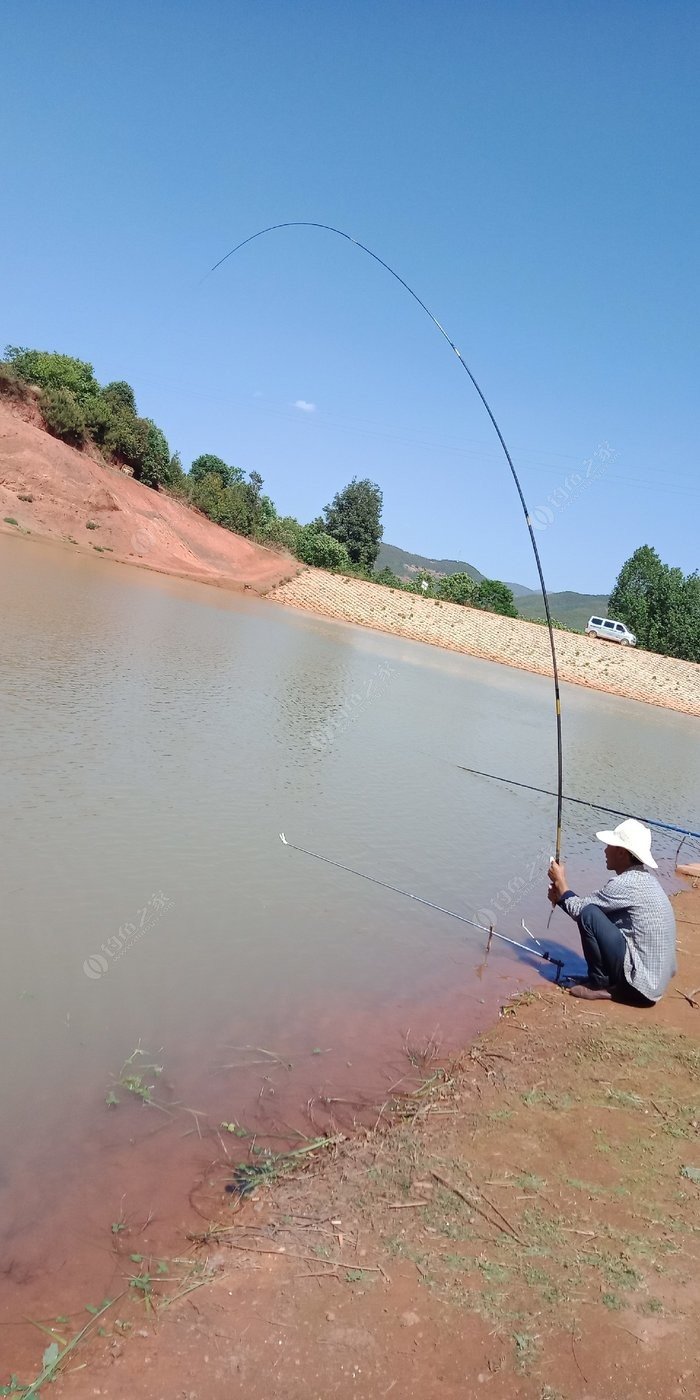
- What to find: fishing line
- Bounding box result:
[208,222,564,865]
[279,833,565,979]
[457,764,700,844]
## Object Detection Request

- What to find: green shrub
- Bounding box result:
[257,514,304,553]
[39,386,87,444]
[189,471,225,522]
[86,520,98,530]
[136,419,171,488]
[4,517,19,526]
[101,381,137,416]
[297,528,351,571]
[83,393,113,443]
[437,571,476,605]
[5,346,100,405]
[474,578,518,617]
[189,453,242,488]
[374,565,404,589]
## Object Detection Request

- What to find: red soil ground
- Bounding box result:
[0,402,300,593]
[27,883,699,1400]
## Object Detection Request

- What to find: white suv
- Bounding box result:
[586,615,637,646]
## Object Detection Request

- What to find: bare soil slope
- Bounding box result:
[0,403,299,592]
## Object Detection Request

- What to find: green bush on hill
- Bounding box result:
[39,386,88,445]
[297,528,352,571]
[473,578,518,617]
[2,345,175,490]
[437,571,476,605]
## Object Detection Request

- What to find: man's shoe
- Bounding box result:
[568,984,613,1001]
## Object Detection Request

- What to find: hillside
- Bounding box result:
[376,542,607,625]
[0,402,299,592]
[516,590,610,630]
[376,541,487,585]
[377,541,535,597]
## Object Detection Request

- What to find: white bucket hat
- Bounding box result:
[596,818,657,869]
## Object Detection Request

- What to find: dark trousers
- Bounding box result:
[577,904,627,989]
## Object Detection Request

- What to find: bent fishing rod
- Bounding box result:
[208,222,564,866]
[457,764,700,845]
[279,833,566,980]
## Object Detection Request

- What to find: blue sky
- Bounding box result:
[1,1,697,592]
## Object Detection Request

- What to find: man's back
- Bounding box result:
[562,869,676,1000]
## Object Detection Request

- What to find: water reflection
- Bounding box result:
[0,534,697,1368]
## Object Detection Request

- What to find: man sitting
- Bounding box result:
[548,819,676,1003]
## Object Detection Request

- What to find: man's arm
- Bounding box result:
[547,861,631,920]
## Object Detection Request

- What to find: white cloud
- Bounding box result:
[293,399,316,413]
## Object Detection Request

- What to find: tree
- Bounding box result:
[374,566,403,589]
[437,572,476,605]
[166,451,186,492]
[474,579,518,617]
[190,471,225,522]
[608,545,665,648]
[323,477,383,570]
[609,545,700,660]
[189,454,243,488]
[101,381,137,416]
[131,419,171,488]
[297,527,352,571]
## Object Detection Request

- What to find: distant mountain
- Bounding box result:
[516,591,610,631]
[376,542,536,598]
[376,542,484,584]
[375,544,607,631]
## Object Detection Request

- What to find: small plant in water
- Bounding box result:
[220,1120,249,1137]
[107,1045,164,1107]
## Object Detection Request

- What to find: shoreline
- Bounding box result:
[3,518,698,718]
[268,568,700,717]
[43,880,700,1399]
[1,392,697,715]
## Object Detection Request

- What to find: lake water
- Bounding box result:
[1,533,697,1373]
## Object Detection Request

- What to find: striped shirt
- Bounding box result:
[559,870,676,1002]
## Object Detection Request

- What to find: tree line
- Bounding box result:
[7,345,695,653]
[0,344,521,617]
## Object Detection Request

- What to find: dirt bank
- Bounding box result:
[0,403,299,593]
[2,401,698,714]
[270,570,700,716]
[40,882,700,1400]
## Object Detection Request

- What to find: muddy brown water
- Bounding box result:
[1,534,698,1377]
